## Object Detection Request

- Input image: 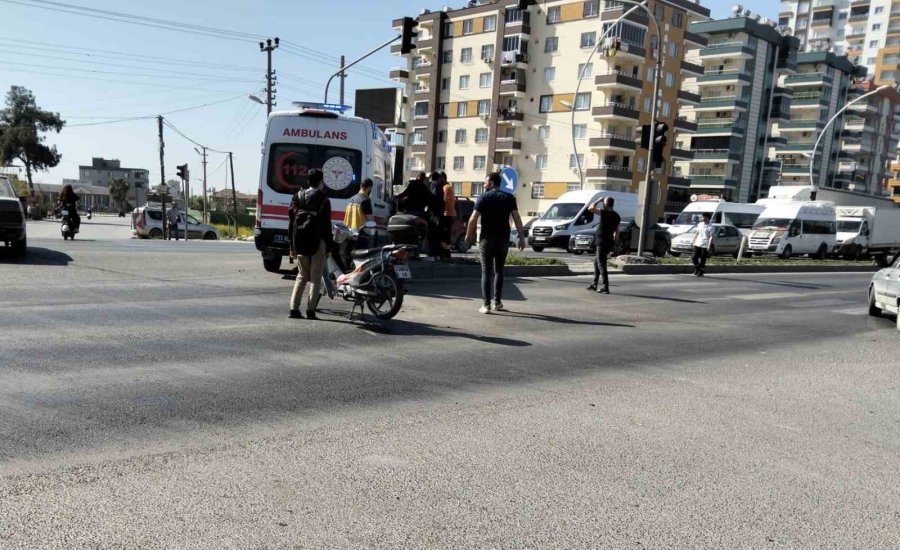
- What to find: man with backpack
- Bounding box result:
[288,169,334,320]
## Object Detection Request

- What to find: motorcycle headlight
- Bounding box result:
[554,224,568,231]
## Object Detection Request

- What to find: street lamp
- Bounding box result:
[248,94,266,105]
[808,84,891,195]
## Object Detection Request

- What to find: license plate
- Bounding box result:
[534,237,546,242]
[274,235,289,243]
[394,265,412,279]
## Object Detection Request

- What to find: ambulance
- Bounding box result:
[254,104,394,273]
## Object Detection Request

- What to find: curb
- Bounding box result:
[615,264,881,275]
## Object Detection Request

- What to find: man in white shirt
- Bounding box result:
[691,212,714,277]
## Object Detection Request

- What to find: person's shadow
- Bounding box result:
[496,311,634,328]
[345,316,530,347]
[0,247,73,266]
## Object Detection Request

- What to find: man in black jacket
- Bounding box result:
[288,169,334,320]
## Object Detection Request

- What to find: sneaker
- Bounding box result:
[288,310,303,319]
[598,287,610,294]
[492,300,505,312]
[587,283,597,291]
[478,305,491,314]
[306,310,318,320]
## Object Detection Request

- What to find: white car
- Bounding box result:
[132,206,220,240]
[869,253,900,331]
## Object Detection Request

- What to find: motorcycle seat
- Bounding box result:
[350,248,382,259]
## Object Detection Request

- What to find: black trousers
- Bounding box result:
[593,242,612,288]
[692,246,708,272]
[480,238,509,306]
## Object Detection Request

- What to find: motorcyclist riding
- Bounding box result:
[57,184,81,230]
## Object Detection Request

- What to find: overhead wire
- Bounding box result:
[65,94,248,127]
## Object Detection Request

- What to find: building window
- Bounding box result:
[870,40,880,47]
[442,50,453,63]
[444,22,454,36]
[672,11,684,27]
[580,32,596,49]
[654,4,664,20]
[475,128,489,143]
[544,66,556,82]
[455,129,467,143]
[868,57,877,64]
[453,182,463,196]
[547,6,561,23]
[461,48,473,63]
[644,97,652,112]
[574,92,591,110]
[539,95,553,113]
[545,36,559,53]
[477,99,491,116]
[479,72,492,88]
[797,17,808,28]
[436,156,446,170]
[875,6,884,13]
[453,156,465,171]
[484,15,497,32]
[532,183,544,199]
[573,124,587,140]
[584,0,600,18]
[463,19,474,35]
[538,125,550,141]
[567,183,581,192]
[668,42,678,58]
[474,156,486,170]
[472,182,484,197]
[459,75,470,89]
[439,103,449,118]
[569,154,584,169]
[536,155,548,169]
[873,23,882,31]
[578,62,593,79]
[437,130,447,143]
[838,11,847,19]
[457,102,468,117]
[665,72,674,87]
[441,77,450,91]
[414,101,429,118]
[661,102,671,117]
[481,44,495,61]
[638,158,645,172]
[647,67,655,81]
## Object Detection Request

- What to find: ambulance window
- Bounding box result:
[268,143,313,194]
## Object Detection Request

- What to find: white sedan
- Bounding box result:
[869,253,900,331]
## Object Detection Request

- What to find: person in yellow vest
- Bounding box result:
[343,178,374,231]
[441,172,456,253]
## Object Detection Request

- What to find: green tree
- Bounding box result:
[108,177,129,210]
[0,86,65,199]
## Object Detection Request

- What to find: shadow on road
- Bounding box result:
[614,292,707,305]
[357,319,532,347]
[497,311,634,328]
[0,247,73,266]
[710,276,832,290]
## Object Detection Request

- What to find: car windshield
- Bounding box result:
[0,179,16,199]
[541,203,583,220]
[673,210,711,225]
[753,217,792,230]
[837,221,861,233]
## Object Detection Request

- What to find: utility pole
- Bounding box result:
[339,55,346,106]
[196,146,208,223]
[260,38,279,115]
[228,152,238,225]
[157,115,167,241]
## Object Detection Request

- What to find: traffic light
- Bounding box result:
[176,164,188,181]
[400,17,418,55]
[651,122,669,169]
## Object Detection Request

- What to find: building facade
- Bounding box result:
[835,81,900,195]
[678,17,799,207]
[78,157,149,207]
[391,0,710,219]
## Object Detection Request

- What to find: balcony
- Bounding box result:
[594,71,643,92]
[688,175,738,189]
[601,4,650,27]
[811,16,833,27]
[414,86,430,95]
[504,10,531,37]
[678,90,701,105]
[695,119,745,135]
[592,102,640,121]
[500,50,528,68]
[612,41,647,62]
[499,79,527,96]
[698,41,754,60]
[390,44,403,55]
[791,92,829,108]
[585,164,634,181]
[784,72,833,87]
[416,35,435,52]
[671,148,694,160]
[695,69,752,86]
[496,109,524,125]
[774,141,817,153]
[778,118,825,131]
[694,96,749,112]
[681,60,704,76]
[389,69,409,82]
[782,163,812,175]
[675,118,698,133]
[684,31,708,48]
[589,133,637,151]
[692,149,741,162]
[774,86,793,97]
[494,138,522,152]
[408,141,427,155]
[848,12,869,21]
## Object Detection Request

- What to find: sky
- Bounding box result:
[0,0,750,194]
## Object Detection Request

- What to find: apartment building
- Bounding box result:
[677,17,799,208]
[834,81,900,194]
[770,52,866,191]
[390,0,710,218]
[78,157,149,207]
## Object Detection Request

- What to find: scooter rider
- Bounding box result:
[57,184,81,230]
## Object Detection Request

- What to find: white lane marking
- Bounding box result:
[732,292,807,301]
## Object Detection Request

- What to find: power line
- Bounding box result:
[65,95,248,127]
[163,119,230,154]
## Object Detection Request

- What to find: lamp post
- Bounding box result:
[566,0,661,256]
[807,84,890,196]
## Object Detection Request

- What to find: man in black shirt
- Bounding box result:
[288,169,334,320]
[587,196,621,294]
[465,172,526,314]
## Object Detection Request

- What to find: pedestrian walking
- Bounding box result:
[692,212,714,277]
[288,169,334,320]
[167,203,182,241]
[428,171,446,260]
[465,172,526,314]
[442,172,456,253]
[586,196,621,294]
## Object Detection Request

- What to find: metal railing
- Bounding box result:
[705,41,748,49]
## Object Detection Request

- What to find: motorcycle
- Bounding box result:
[59,209,79,240]
[322,221,412,321]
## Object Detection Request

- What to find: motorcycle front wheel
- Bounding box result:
[366,272,404,320]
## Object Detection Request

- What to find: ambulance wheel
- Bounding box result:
[263,256,282,273]
[367,272,403,320]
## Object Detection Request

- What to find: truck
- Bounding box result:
[835,206,900,265]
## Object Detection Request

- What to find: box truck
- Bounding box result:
[835,206,900,265]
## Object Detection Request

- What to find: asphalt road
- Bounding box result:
[0,235,898,549]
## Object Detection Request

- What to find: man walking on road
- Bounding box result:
[167,203,182,241]
[466,172,526,314]
[586,196,620,294]
[288,169,334,320]
[692,212,714,277]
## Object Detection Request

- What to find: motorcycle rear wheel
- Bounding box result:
[366,272,404,320]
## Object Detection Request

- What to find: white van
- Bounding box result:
[528,190,637,252]
[749,201,837,259]
[668,200,765,237]
[255,106,394,272]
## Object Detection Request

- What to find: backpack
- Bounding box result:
[293,189,325,256]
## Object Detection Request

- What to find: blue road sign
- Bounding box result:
[499,166,518,195]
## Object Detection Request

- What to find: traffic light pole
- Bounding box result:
[324,35,401,104]
[158,115,167,241]
[637,44,663,257]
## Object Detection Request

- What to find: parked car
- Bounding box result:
[0,176,26,257]
[132,206,220,240]
[868,252,900,331]
[670,223,747,258]
[568,220,670,257]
